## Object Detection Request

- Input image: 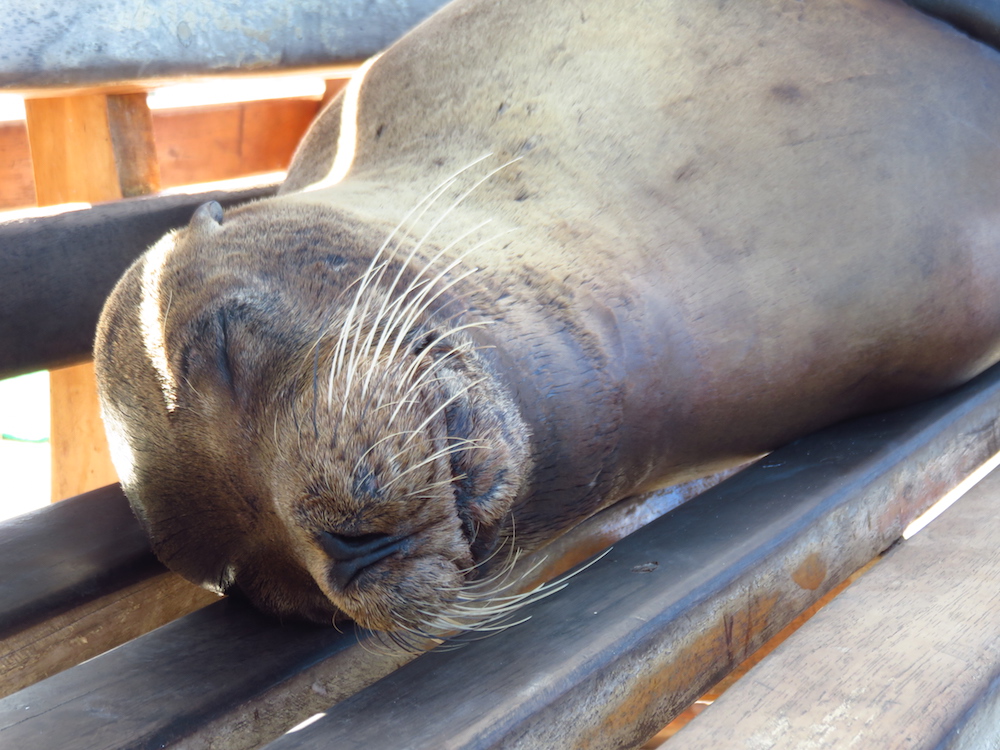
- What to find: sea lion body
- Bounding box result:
[96,0,1000,632]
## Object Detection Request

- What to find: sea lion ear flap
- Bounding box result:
[190,201,224,232]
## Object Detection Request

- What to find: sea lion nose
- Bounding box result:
[319,531,406,589]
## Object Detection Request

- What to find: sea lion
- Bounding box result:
[95,0,1000,637]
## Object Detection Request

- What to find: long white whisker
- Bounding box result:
[402,549,613,648]
[407,156,523,265]
[360,220,494,398]
[403,376,485,449]
[338,153,498,374]
[362,161,519,393]
[371,373,452,417]
[385,440,480,485]
[394,322,489,398]
[384,350,468,431]
[384,229,516,388]
[360,157,521,402]
[384,265,483,366]
[378,409,485,493]
[349,428,424,476]
[328,153,495,402]
[387,345,467,423]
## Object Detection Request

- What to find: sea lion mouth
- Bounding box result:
[455,492,503,572]
[452,450,506,575]
[445,396,506,570]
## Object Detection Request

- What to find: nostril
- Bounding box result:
[319,531,407,590]
[320,531,396,560]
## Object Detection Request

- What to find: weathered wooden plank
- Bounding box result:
[0,484,149,638]
[24,94,122,205]
[107,93,162,197]
[0,121,35,208]
[25,92,131,498]
[26,92,166,498]
[47,363,117,499]
[668,467,1000,749]
[0,1,448,92]
[642,555,882,747]
[0,96,331,210]
[0,183,278,379]
[0,484,215,696]
[0,572,215,700]
[261,363,1000,750]
[153,98,321,188]
[0,598,409,750]
[0,468,739,749]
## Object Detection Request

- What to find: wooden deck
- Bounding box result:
[2,363,1000,747]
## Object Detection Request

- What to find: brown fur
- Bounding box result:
[96,202,531,632]
[96,0,1000,633]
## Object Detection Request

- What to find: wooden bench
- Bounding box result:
[2,1,1000,747]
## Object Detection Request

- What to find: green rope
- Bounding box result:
[1,434,49,444]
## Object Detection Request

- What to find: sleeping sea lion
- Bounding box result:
[95,0,1000,637]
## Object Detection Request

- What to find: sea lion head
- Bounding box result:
[95,199,531,637]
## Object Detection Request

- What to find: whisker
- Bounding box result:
[361,221,492,398]
[407,156,523,266]
[378,427,484,493]
[394,322,489,398]
[386,228,519,363]
[349,427,426,476]
[399,376,486,448]
[386,347,467,426]
[334,153,497,398]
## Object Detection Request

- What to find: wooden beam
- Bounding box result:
[0,122,36,209]
[0,183,279,379]
[0,484,216,697]
[152,98,320,187]
[107,92,162,197]
[25,95,122,205]
[46,365,118,500]
[24,93,129,499]
[0,96,328,210]
[0,597,411,750]
[641,554,882,746]
[668,465,1000,749]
